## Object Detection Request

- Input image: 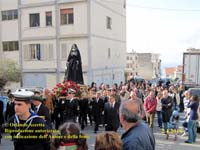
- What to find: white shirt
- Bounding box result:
[156,98,162,111]
[35,103,42,113]
[70,98,74,103]
[110,102,115,108]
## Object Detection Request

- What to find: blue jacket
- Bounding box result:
[187,101,199,120]
[121,121,155,150]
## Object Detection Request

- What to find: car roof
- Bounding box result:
[188,88,200,96]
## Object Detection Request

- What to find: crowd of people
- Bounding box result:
[0,79,199,149]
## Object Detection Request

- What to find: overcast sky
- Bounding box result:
[126,0,200,68]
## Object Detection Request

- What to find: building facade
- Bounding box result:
[126,52,161,80]
[125,51,138,80]
[165,65,182,79]
[0,0,126,88]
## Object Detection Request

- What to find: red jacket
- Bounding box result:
[144,96,157,113]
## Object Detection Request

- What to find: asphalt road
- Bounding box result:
[0,114,200,150]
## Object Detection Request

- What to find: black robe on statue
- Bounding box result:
[64,44,84,84]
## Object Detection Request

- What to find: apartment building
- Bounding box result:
[126,52,161,80]
[125,51,138,80]
[0,0,126,88]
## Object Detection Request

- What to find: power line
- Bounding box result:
[128,4,200,12]
[98,0,200,12]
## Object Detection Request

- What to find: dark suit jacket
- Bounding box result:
[104,102,120,130]
[0,100,4,124]
[100,96,109,105]
[5,101,15,121]
[37,104,51,128]
[92,98,104,119]
[53,98,64,121]
[64,98,79,121]
[79,98,89,115]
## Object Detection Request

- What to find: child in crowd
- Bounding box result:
[169,109,180,141]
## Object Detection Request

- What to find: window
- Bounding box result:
[46,11,52,26]
[2,41,19,51]
[1,9,18,21]
[30,13,40,27]
[108,48,111,59]
[60,8,74,25]
[106,16,112,29]
[13,10,18,19]
[30,44,41,60]
[24,44,54,61]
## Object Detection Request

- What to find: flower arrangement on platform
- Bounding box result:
[52,81,81,97]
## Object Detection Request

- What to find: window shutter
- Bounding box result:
[40,44,45,60]
[61,43,68,59]
[48,44,53,59]
[23,45,30,60]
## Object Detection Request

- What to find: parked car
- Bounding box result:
[129,76,145,84]
[188,88,200,132]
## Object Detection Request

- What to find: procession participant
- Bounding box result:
[31,93,51,129]
[5,93,15,121]
[7,89,50,150]
[106,88,112,97]
[64,89,79,123]
[104,95,120,132]
[87,88,96,126]
[101,89,109,104]
[92,91,104,133]
[53,96,64,129]
[78,93,89,130]
[111,88,121,104]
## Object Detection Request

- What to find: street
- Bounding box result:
[0,114,200,150]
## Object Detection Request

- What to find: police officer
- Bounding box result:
[6,89,50,150]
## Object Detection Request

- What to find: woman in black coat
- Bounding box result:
[161,90,173,138]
